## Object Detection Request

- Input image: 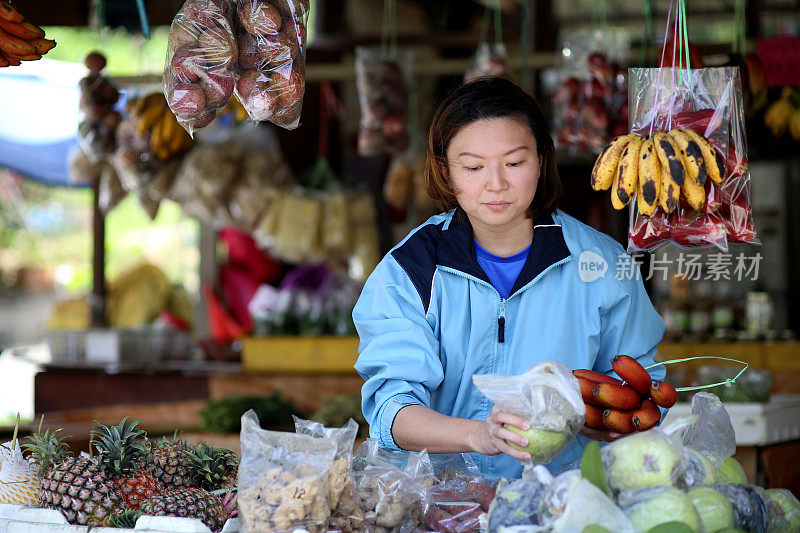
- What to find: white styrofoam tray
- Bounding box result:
[663,394,800,446]
[0,504,239,533]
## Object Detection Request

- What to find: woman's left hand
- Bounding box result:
[579,425,624,442]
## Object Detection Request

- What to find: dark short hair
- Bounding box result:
[424,77,561,219]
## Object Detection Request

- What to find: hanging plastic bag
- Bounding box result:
[625,3,759,252]
[238,409,337,533]
[77,52,121,162]
[681,392,736,468]
[472,361,585,466]
[233,0,309,129]
[164,0,237,135]
[465,42,509,82]
[552,27,630,153]
[355,46,412,156]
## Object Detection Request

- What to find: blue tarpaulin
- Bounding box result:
[0,60,87,187]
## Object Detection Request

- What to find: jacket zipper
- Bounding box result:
[498,299,506,343]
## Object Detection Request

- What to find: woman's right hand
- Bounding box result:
[470,405,533,462]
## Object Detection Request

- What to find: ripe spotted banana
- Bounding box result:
[636,137,660,216]
[765,98,794,137]
[591,133,637,191]
[670,129,707,210]
[611,135,643,210]
[653,132,683,213]
[681,128,725,184]
[669,129,707,186]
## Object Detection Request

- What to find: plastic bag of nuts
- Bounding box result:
[233,0,309,129]
[163,0,238,134]
[355,46,412,156]
[238,409,338,533]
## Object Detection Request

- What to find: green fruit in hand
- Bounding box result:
[503,424,569,462]
[627,487,701,532]
[766,488,800,533]
[604,433,683,492]
[716,457,747,484]
[688,486,735,532]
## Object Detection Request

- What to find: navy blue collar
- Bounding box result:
[437,210,571,297]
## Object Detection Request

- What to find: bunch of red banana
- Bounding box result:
[0,1,56,67]
[574,354,678,434]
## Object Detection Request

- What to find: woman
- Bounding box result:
[353,77,665,480]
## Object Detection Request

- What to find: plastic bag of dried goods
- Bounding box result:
[233,0,309,129]
[164,0,237,135]
[238,409,337,533]
[473,361,585,465]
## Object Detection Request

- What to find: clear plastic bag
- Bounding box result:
[627,67,760,253]
[355,47,412,156]
[77,54,121,162]
[765,488,800,533]
[552,28,630,153]
[293,417,361,532]
[539,470,636,533]
[164,0,237,135]
[238,409,337,533]
[464,42,509,82]
[618,486,701,532]
[350,439,429,532]
[423,456,497,533]
[602,426,690,495]
[485,465,553,532]
[233,0,309,129]
[714,483,774,533]
[472,361,585,465]
[681,392,736,468]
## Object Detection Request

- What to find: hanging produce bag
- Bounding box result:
[464,7,509,83]
[553,27,630,153]
[164,0,238,134]
[233,0,310,129]
[592,0,759,252]
[472,361,585,466]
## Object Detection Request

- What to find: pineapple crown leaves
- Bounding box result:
[104,509,143,529]
[90,417,150,478]
[186,443,239,491]
[22,428,73,478]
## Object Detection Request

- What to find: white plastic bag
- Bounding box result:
[473,361,585,465]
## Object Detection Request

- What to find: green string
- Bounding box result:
[681,0,690,70]
[591,0,607,29]
[478,6,490,46]
[644,356,749,393]
[733,0,746,54]
[640,0,653,66]
[493,6,503,45]
[381,0,398,60]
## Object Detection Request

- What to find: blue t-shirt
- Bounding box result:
[475,240,532,299]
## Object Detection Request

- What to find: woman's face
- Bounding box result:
[446,117,541,232]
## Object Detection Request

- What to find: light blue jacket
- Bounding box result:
[353,209,666,480]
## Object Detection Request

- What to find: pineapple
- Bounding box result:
[24,428,124,525]
[142,432,193,490]
[185,443,238,492]
[0,416,39,505]
[105,508,143,528]
[140,486,229,532]
[90,417,160,510]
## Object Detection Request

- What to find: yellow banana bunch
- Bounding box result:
[131,92,193,161]
[591,127,727,215]
[765,98,794,137]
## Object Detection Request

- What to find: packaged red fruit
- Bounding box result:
[164,0,237,134]
[232,0,309,129]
